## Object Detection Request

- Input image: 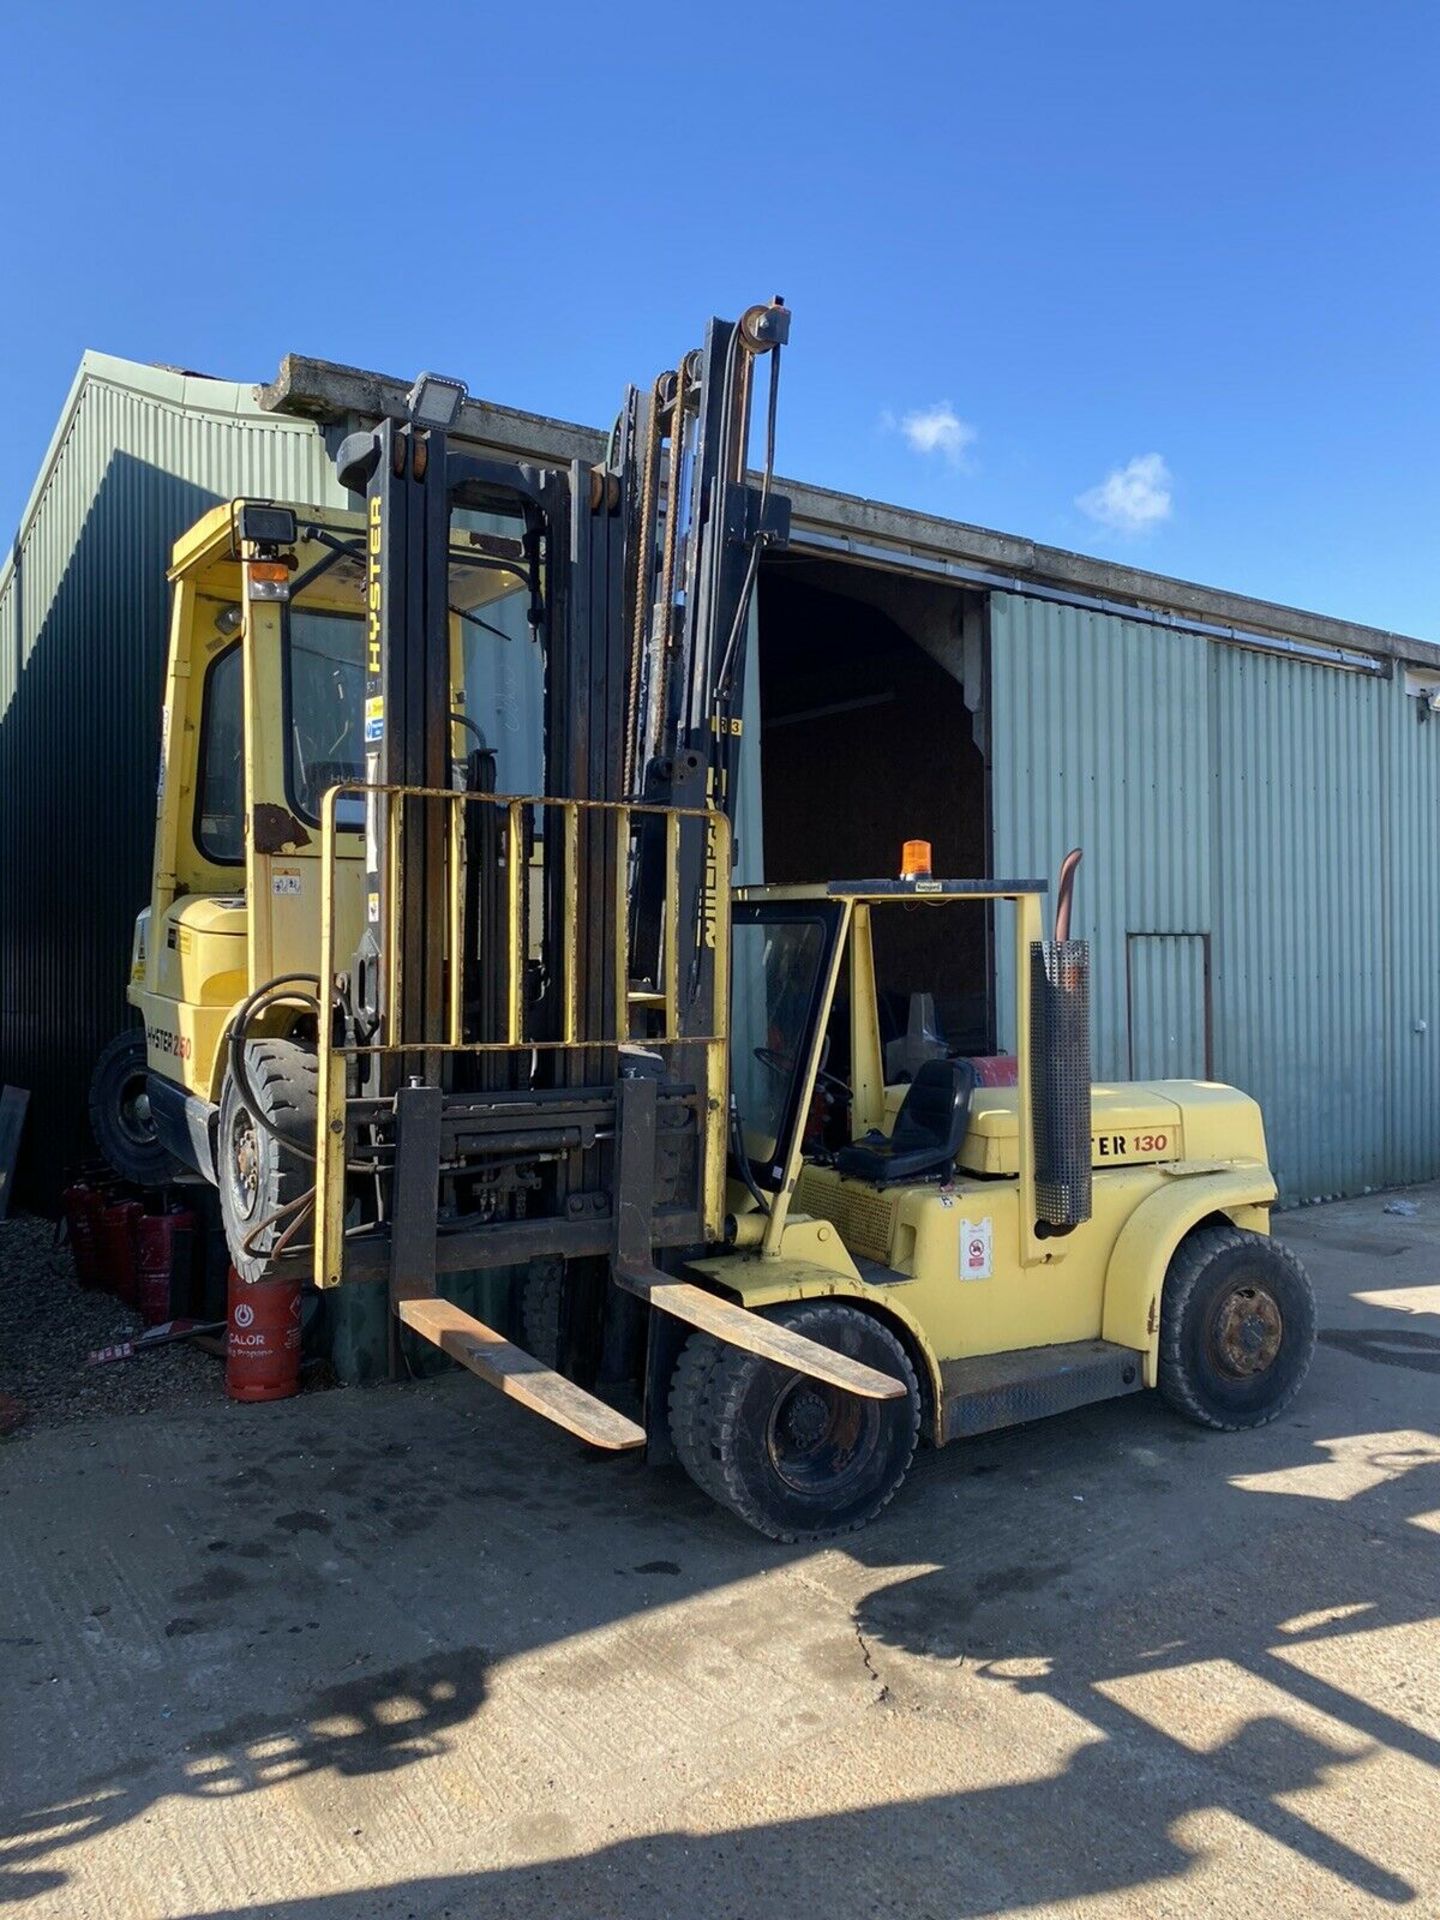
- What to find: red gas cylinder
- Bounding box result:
[968,1054,1019,1088]
[226,1267,302,1403]
[63,1183,105,1288]
[136,1207,196,1326]
[99,1198,143,1304]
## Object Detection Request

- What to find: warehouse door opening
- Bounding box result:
[756,560,993,1069]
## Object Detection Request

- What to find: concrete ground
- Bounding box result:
[2,1193,1438,1920]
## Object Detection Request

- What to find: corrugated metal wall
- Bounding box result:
[990,591,1437,1201]
[0,363,342,1204]
[989,594,1213,1093]
[1126,933,1210,1079]
[1383,676,1440,1184]
[1209,649,1389,1198]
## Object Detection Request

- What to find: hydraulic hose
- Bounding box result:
[713,326,784,712]
[227,974,322,1161]
[729,1098,771,1217]
[238,1184,315,1259]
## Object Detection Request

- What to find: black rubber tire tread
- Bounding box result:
[668,1331,735,1507]
[218,1038,318,1283]
[1158,1224,1316,1432]
[520,1257,564,1366]
[678,1302,922,1543]
[89,1027,182,1187]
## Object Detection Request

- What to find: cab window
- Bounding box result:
[729,906,840,1183]
[194,643,244,865]
[285,609,366,826]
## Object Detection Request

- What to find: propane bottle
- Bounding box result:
[226,1267,302,1402]
[136,1206,195,1327]
[62,1183,105,1288]
[99,1197,143,1305]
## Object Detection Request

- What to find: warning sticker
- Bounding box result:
[365,695,385,744]
[272,868,301,896]
[959,1218,993,1281]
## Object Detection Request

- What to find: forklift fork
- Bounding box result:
[385,1044,901,1451]
[612,1068,905,1405]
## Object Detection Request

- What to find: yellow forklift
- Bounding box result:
[97,304,1315,1539]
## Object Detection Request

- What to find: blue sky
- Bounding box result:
[4,1,1438,635]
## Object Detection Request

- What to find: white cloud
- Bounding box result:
[1076,452,1173,533]
[885,402,978,469]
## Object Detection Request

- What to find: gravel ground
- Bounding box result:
[0,1213,221,1433]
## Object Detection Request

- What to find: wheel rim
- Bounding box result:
[1208,1283,1284,1379]
[229,1108,262,1221]
[765,1377,879,1496]
[116,1070,156,1147]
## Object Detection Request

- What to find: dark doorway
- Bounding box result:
[756,563,992,1062]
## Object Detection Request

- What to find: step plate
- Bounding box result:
[397,1298,646,1451]
[941,1338,1144,1442]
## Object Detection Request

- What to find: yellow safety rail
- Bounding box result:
[313,784,731,1288]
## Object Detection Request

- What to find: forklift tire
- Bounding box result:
[218,1039,317,1284]
[1158,1225,1316,1431]
[668,1331,735,1508]
[669,1303,921,1542]
[90,1028,181,1188]
[521,1257,564,1366]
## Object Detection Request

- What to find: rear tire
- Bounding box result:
[90,1028,181,1187]
[1159,1225,1316,1431]
[218,1039,317,1283]
[669,1302,920,1542]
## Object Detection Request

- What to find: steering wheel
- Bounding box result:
[754,1046,850,1101]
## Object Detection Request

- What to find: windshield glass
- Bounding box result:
[729,913,831,1182]
[449,505,544,797]
[286,609,365,825]
[455,573,545,797]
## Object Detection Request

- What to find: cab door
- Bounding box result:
[241,552,367,995]
[729,899,847,1191]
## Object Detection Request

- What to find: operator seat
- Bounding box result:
[835,1058,977,1186]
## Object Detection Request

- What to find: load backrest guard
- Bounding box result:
[312,786,732,1291]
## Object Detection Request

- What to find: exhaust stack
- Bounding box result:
[1029,848,1092,1230]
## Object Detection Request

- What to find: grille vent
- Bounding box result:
[795,1169,897,1262]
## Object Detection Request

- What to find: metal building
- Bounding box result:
[5,348,1438,1204]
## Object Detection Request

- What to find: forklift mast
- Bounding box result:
[315,305,791,1316]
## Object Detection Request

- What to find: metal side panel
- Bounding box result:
[941,1338,1144,1441]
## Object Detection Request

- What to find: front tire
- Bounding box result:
[669,1302,921,1542]
[90,1028,181,1186]
[218,1039,317,1283]
[1159,1225,1316,1431]
[521,1257,564,1366]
